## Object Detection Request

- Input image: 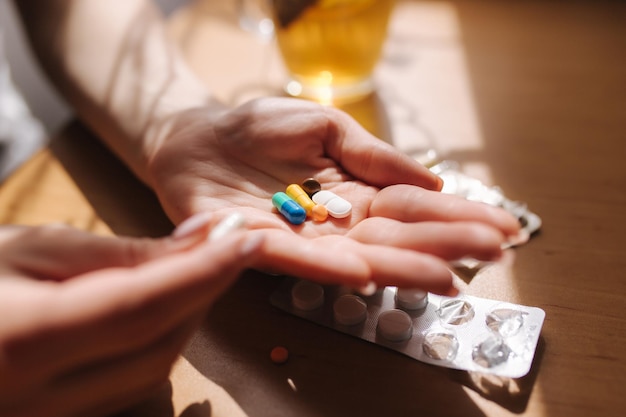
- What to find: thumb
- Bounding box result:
[327,110,443,191]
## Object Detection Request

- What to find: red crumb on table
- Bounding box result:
[270,346,289,364]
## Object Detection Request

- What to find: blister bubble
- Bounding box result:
[395,288,428,310]
[334,294,368,326]
[436,298,475,325]
[472,334,512,368]
[422,329,459,361]
[486,307,525,337]
[291,280,324,311]
[377,309,413,342]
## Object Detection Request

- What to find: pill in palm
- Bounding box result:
[272,192,306,225]
[286,184,316,214]
[311,204,328,222]
[301,177,322,197]
[312,190,352,218]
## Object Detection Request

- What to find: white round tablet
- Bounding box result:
[377,309,413,342]
[395,288,428,310]
[291,280,324,311]
[333,294,368,325]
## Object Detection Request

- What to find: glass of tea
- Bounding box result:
[240,0,396,104]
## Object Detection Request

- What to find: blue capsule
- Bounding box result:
[272,192,306,225]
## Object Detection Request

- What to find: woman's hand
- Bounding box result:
[15,0,520,298]
[0,220,263,417]
[146,97,522,293]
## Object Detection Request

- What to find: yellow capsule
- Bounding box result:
[286,184,315,214]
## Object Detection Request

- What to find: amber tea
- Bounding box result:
[271,0,395,104]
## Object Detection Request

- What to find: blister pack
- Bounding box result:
[271,278,545,378]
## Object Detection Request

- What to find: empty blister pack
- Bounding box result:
[271,278,545,378]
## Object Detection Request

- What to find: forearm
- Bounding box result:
[14,0,223,184]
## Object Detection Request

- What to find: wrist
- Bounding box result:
[139,96,228,192]
[135,76,225,184]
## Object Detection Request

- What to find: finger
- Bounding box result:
[3,232,263,383]
[324,108,443,191]
[348,219,506,261]
[251,230,456,295]
[0,213,217,281]
[0,224,140,280]
[369,184,521,237]
[252,231,371,286]
[345,243,456,295]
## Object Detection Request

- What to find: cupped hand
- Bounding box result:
[146,97,522,294]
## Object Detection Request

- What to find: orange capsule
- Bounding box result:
[311,204,328,222]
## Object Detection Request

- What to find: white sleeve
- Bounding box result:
[0,29,46,182]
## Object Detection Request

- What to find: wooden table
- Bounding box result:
[1,1,625,416]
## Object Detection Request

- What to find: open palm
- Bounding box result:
[146,97,520,292]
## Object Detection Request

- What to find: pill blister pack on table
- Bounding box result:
[270,278,545,378]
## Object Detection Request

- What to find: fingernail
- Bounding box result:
[356,281,378,296]
[503,228,530,248]
[208,213,246,242]
[434,174,444,191]
[445,286,460,297]
[172,212,213,241]
[239,233,265,257]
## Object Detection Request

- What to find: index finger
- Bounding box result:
[370,184,521,237]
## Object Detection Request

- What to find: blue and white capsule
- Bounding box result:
[272,192,307,225]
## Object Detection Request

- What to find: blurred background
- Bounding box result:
[0,0,192,133]
[0,0,191,181]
